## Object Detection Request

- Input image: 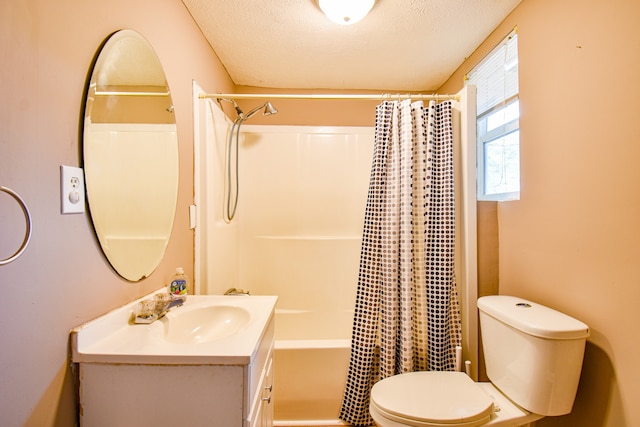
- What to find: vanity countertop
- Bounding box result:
[70,291,277,365]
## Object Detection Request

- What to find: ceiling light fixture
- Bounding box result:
[318,0,376,25]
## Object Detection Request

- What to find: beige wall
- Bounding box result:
[232,86,381,127]
[4,0,638,426]
[441,0,640,425]
[0,1,233,425]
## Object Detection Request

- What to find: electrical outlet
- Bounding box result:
[60,165,85,214]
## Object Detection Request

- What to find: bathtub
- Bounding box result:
[273,309,353,426]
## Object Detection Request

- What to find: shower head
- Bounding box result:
[217,98,279,121]
[264,102,279,116]
[244,102,279,120]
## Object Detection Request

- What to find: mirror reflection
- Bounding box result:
[83,29,179,281]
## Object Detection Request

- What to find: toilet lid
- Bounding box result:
[370,371,494,426]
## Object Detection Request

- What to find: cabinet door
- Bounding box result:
[261,355,274,427]
[246,352,274,427]
[249,402,264,427]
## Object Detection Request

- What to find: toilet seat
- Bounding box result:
[370,371,495,427]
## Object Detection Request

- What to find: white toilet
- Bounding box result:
[370,295,590,427]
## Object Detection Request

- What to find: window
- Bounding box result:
[467,30,520,201]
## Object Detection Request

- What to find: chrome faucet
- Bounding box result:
[224,287,250,296]
[160,298,185,312]
[133,293,184,324]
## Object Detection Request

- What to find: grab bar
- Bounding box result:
[0,186,32,265]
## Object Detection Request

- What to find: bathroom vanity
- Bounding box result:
[71,293,277,427]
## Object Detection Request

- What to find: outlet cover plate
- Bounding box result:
[60,165,85,214]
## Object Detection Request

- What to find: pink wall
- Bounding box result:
[440,0,640,425]
[231,86,380,127]
[0,1,233,425]
[4,0,638,425]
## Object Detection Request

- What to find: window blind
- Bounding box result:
[467,31,519,116]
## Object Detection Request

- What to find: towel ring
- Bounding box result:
[0,186,33,265]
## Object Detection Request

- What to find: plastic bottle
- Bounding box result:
[168,267,189,301]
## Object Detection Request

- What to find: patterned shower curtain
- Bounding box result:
[339,99,462,426]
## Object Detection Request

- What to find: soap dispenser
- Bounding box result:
[168,267,189,301]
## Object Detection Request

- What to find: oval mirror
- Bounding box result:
[83,29,178,281]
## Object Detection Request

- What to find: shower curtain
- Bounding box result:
[339,99,462,426]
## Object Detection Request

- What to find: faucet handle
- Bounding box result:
[132,293,184,325]
[153,293,171,313]
[134,299,159,324]
[224,287,251,296]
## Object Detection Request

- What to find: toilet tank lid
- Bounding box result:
[478,296,590,340]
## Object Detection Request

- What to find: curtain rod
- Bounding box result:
[199,92,460,101]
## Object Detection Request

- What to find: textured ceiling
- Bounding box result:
[182,0,522,91]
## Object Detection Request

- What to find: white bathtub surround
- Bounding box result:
[274,308,354,341]
[193,89,373,302]
[192,87,477,426]
[272,309,353,425]
[232,125,373,425]
[274,344,350,424]
[194,97,374,423]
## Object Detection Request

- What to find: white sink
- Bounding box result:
[71,292,277,365]
[162,305,251,344]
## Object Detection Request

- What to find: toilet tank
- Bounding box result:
[478,295,589,416]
